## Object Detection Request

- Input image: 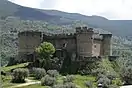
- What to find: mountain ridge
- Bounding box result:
[0,0,132,37]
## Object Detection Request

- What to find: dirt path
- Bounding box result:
[9,79,41,88]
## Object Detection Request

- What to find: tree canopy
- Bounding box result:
[35,42,55,59]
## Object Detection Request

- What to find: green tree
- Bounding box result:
[35,42,55,69]
[36,42,55,59]
[120,66,132,84]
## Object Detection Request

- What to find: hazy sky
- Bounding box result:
[9,0,132,20]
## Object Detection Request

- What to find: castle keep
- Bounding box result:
[18,27,112,61]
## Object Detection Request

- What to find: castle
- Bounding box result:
[18,26,112,61]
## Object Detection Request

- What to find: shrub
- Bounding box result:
[78,57,100,75]
[85,81,93,88]
[97,75,111,88]
[47,70,59,77]
[52,84,64,88]
[120,66,132,84]
[112,78,122,86]
[52,83,77,88]
[92,68,106,76]
[96,74,106,81]
[41,75,56,86]
[50,57,62,70]
[106,71,117,80]
[1,71,6,76]
[11,68,29,83]
[2,75,5,82]
[33,68,46,79]
[63,75,75,83]
[64,82,77,88]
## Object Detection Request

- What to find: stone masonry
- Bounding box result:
[18,26,112,61]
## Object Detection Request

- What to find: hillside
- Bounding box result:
[0,0,132,37]
[0,0,132,66]
[37,10,132,37]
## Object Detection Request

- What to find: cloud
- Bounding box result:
[8,0,132,20]
[39,0,58,9]
[54,0,132,20]
[9,0,44,8]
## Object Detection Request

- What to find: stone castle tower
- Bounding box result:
[100,34,112,56]
[76,27,94,57]
[75,26,112,58]
[18,31,42,61]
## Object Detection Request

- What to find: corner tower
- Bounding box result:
[76,27,94,57]
[18,31,42,61]
[101,34,112,56]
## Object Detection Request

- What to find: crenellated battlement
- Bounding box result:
[43,32,76,39]
[76,26,94,34]
[54,33,74,36]
[52,33,75,38]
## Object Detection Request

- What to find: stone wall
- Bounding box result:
[43,35,76,52]
[18,31,41,60]
[92,39,102,57]
[76,27,94,57]
[18,26,112,62]
[101,34,112,56]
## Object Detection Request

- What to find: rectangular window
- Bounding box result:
[94,44,97,48]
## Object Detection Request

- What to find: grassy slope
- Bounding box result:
[100,59,122,86]
[2,75,22,88]
[101,59,116,72]
[18,84,47,88]
[16,75,96,88]
[2,63,29,72]
[2,63,29,87]
[3,74,96,88]
[74,75,96,88]
[111,60,120,73]
[101,59,115,72]
[2,59,120,88]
